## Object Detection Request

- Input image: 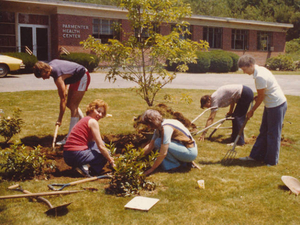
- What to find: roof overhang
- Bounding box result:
[1,0,293,32]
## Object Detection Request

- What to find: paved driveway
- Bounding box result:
[0,72,299,96]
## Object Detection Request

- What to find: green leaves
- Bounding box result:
[81,0,208,106]
[0,144,56,180]
[0,108,24,143]
[105,143,158,196]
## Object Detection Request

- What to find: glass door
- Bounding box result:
[19,25,49,61]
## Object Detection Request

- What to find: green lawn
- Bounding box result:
[0,88,299,225]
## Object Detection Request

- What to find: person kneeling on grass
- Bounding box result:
[63,99,115,177]
[141,109,198,176]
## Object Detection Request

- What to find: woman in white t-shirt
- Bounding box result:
[238,55,287,166]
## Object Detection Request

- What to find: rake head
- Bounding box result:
[221,149,237,165]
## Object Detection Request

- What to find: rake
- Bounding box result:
[222,102,253,164]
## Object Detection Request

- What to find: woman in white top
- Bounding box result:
[141,109,198,176]
[238,55,287,166]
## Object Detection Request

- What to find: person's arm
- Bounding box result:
[144,143,168,176]
[54,76,67,126]
[89,118,115,167]
[143,139,155,156]
[199,111,217,141]
[247,88,265,119]
[227,102,235,116]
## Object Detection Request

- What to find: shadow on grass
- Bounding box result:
[197,159,266,168]
[21,135,65,148]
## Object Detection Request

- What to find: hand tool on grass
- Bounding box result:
[0,189,83,199]
[52,124,59,151]
[281,176,300,196]
[7,184,73,216]
[191,107,233,139]
[48,174,113,191]
[221,102,253,164]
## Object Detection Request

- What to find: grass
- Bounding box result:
[0,88,300,225]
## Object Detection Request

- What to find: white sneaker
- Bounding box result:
[239,156,254,161]
[56,136,67,146]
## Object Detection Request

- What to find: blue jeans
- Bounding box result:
[154,138,198,170]
[250,101,287,165]
[231,85,254,145]
[63,141,107,174]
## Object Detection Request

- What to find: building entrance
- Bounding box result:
[19,25,49,61]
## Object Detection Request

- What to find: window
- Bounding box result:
[171,24,192,40]
[92,19,119,43]
[231,29,248,50]
[203,27,222,49]
[257,31,272,51]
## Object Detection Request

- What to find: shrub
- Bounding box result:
[266,54,295,71]
[188,51,210,73]
[59,53,100,72]
[208,50,233,73]
[0,108,24,143]
[3,52,38,73]
[0,144,56,180]
[285,38,300,54]
[106,143,157,196]
[227,52,240,72]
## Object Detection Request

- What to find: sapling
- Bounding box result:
[106,143,158,196]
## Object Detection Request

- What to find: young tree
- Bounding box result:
[81,0,208,106]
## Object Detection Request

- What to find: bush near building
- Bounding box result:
[3,52,38,73]
[266,54,295,71]
[59,52,100,72]
[166,50,239,73]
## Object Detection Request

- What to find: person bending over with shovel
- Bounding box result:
[141,109,198,176]
[33,59,90,145]
[237,55,287,166]
[63,99,115,177]
[199,84,253,146]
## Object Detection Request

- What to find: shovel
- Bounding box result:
[48,174,112,191]
[52,124,59,151]
[8,184,72,216]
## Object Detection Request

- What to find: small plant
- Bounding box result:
[0,108,24,143]
[106,143,158,197]
[0,143,56,180]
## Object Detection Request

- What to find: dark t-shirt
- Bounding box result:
[49,59,86,84]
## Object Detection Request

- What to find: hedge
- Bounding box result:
[208,50,233,73]
[165,50,239,73]
[59,53,100,72]
[3,52,38,73]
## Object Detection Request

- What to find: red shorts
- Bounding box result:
[69,70,91,91]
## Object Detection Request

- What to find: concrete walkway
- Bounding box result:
[1,72,299,96]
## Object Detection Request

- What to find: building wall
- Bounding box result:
[0,1,290,65]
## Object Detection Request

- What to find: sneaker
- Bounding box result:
[239,156,255,161]
[56,136,67,146]
[75,165,91,177]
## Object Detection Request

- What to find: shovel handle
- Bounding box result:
[52,124,59,149]
[48,175,112,191]
[0,190,83,199]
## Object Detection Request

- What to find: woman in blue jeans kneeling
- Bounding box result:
[141,109,198,176]
[63,99,115,177]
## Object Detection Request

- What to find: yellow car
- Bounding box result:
[0,54,25,78]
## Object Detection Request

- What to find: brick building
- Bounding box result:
[0,0,293,65]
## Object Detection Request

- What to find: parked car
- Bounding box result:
[0,54,25,78]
